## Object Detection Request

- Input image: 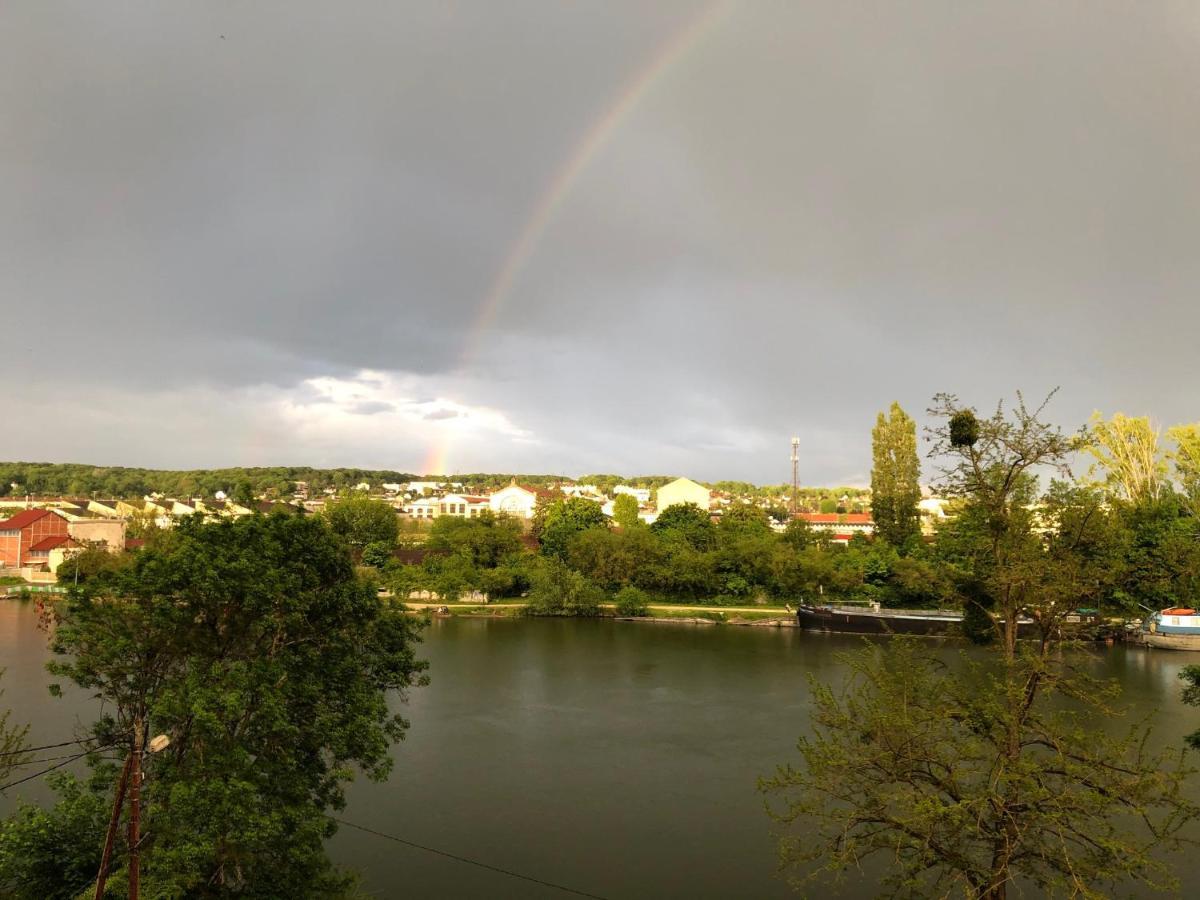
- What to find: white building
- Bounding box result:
[655,477,711,513]
[918,497,951,535]
[489,482,553,520]
[438,493,491,518]
[613,485,651,504]
[405,497,441,520]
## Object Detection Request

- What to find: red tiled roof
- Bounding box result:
[0,509,55,530]
[797,512,873,525]
[515,484,557,500]
[125,538,146,550]
[29,535,73,552]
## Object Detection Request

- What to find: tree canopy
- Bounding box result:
[650,502,715,551]
[0,514,427,898]
[870,401,921,547]
[323,495,400,549]
[611,492,640,529]
[535,497,608,560]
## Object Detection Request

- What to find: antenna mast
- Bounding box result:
[790,436,800,516]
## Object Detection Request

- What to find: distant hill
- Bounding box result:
[0,462,417,501]
[0,462,875,502]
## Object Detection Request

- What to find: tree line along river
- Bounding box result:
[2,600,1198,898]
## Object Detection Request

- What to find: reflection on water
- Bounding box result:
[3,604,1199,898]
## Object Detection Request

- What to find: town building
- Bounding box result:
[655,477,711,512]
[796,512,875,542]
[613,485,651,504]
[438,493,491,518]
[0,508,71,568]
[405,497,441,520]
[489,482,555,520]
[918,498,951,535]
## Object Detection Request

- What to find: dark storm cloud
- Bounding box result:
[1,1,1197,481]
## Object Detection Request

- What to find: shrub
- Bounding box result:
[613,586,650,617]
[523,558,603,617]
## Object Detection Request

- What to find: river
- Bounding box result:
[2,601,1198,898]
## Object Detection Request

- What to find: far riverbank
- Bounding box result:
[400,599,800,627]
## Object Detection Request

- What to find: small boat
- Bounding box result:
[1141,608,1200,651]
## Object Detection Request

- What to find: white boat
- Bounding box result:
[1141,608,1200,651]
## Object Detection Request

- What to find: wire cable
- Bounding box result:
[332,817,611,900]
[3,744,120,768]
[0,747,97,793]
[0,736,108,758]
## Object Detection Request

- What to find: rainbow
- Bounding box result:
[422,0,731,476]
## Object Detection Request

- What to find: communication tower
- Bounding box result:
[790,436,800,516]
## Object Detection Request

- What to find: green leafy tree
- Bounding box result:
[781,518,815,550]
[650,503,715,551]
[1167,422,1200,514]
[611,492,641,529]
[361,540,394,568]
[51,545,131,585]
[536,498,607,560]
[763,392,1199,898]
[717,504,771,542]
[232,480,256,508]
[1109,494,1200,613]
[1,515,428,898]
[566,527,663,592]
[0,770,113,898]
[523,558,603,617]
[324,495,399,549]
[1085,412,1166,504]
[426,511,522,568]
[870,401,921,547]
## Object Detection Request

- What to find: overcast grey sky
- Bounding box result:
[2,1,1197,484]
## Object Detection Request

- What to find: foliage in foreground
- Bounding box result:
[763,392,1200,899]
[0,514,429,899]
[761,638,1198,898]
[0,669,30,786]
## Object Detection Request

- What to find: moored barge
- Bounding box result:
[1141,608,1200,651]
[797,603,966,636]
[796,603,1047,638]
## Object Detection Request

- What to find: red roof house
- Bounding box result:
[0,509,71,568]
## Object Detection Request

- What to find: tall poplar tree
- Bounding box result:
[870,401,921,547]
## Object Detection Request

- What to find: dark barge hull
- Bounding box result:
[797,604,963,636]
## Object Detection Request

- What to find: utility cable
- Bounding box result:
[4,744,120,768]
[332,817,611,900]
[0,736,108,758]
[0,747,98,793]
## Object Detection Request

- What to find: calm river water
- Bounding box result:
[2,601,1199,898]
